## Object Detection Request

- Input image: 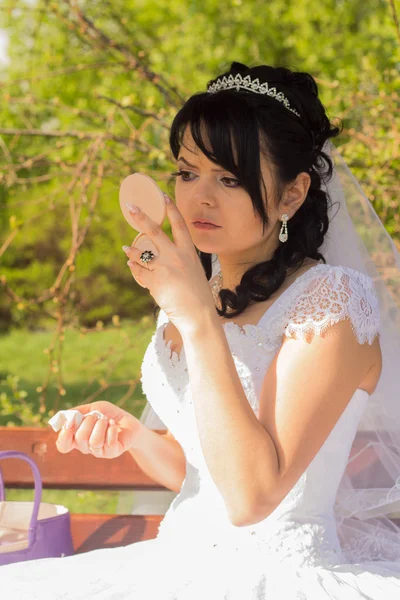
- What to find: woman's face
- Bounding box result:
[174,128,281,263]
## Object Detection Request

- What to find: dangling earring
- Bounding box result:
[279,214,289,243]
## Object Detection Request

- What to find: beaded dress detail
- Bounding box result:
[2,263,400,599]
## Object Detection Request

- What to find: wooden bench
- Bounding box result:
[0,426,169,554]
[1,427,400,555]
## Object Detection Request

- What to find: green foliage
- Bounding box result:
[5,488,122,515]
[0,1,398,514]
[0,374,39,426]
[0,0,399,334]
[0,316,153,426]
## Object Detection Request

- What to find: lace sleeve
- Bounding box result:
[283,266,381,345]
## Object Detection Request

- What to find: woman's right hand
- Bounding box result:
[55,400,145,459]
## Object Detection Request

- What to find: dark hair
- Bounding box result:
[155,61,341,322]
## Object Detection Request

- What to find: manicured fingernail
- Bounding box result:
[122,245,130,253]
[109,419,115,425]
[164,193,170,204]
[125,203,140,213]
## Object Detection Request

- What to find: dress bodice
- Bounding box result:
[139,263,380,565]
[4,262,400,600]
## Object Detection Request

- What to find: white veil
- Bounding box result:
[139,142,400,565]
[321,142,400,566]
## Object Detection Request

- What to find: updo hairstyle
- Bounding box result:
[160,61,341,319]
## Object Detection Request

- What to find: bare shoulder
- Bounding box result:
[282,258,383,394]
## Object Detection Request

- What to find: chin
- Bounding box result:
[195,246,218,255]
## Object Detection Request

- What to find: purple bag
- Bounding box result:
[0,450,74,566]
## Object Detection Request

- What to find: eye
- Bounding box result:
[221,177,240,188]
[170,170,194,182]
[171,170,240,188]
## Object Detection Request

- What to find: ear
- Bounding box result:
[279,172,311,217]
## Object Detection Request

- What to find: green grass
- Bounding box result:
[0,316,159,514]
[0,315,158,424]
[4,489,136,514]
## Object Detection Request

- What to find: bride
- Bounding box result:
[2,61,400,599]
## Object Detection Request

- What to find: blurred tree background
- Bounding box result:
[0,0,399,428]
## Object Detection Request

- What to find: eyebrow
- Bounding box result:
[177,156,227,172]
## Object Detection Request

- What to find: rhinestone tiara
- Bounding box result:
[207,73,301,118]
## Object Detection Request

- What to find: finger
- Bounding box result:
[67,401,130,424]
[74,414,107,454]
[122,244,134,259]
[123,244,153,272]
[70,401,117,419]
[68,401,109,416]
[127,257,151,287]
[56,422,76,454]
[126,245,158,268]
[116,425,136,455]
[105,419,118,448]
[163,193,194,248]
[125,204,169,249]
[88,415,109,451]
[104,420,132,457]
[98,420,123,459]
[89,445,104,458]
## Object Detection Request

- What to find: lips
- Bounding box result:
[192,220,220,227]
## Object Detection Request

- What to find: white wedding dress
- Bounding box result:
[2,263,400,599]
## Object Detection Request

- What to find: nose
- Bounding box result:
[191,177,217,205]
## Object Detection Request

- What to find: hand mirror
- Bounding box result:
[119,173,166,287]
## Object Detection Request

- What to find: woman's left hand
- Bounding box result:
[123,193,217,334]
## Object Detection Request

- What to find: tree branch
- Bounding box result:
[0,127,135,147]
[60,0,185,107]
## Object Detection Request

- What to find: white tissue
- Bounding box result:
[48,409,106,432]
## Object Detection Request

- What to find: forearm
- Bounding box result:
[180,312,279,525]
[128,427,186,493]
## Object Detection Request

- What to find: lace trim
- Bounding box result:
[143,265,380,421]
[156,265,380,366]
[155,264,329,366]
[283,266,381,345]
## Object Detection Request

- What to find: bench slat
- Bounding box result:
[0,427,168,490]
[1,427,399,554]
[71,514,163,552]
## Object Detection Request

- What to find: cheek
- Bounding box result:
[175,195,184,214]
[233,204,263,236]
[174,179,187,205]
[174,182,183,206]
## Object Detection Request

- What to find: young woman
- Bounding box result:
[2,61,400,599]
